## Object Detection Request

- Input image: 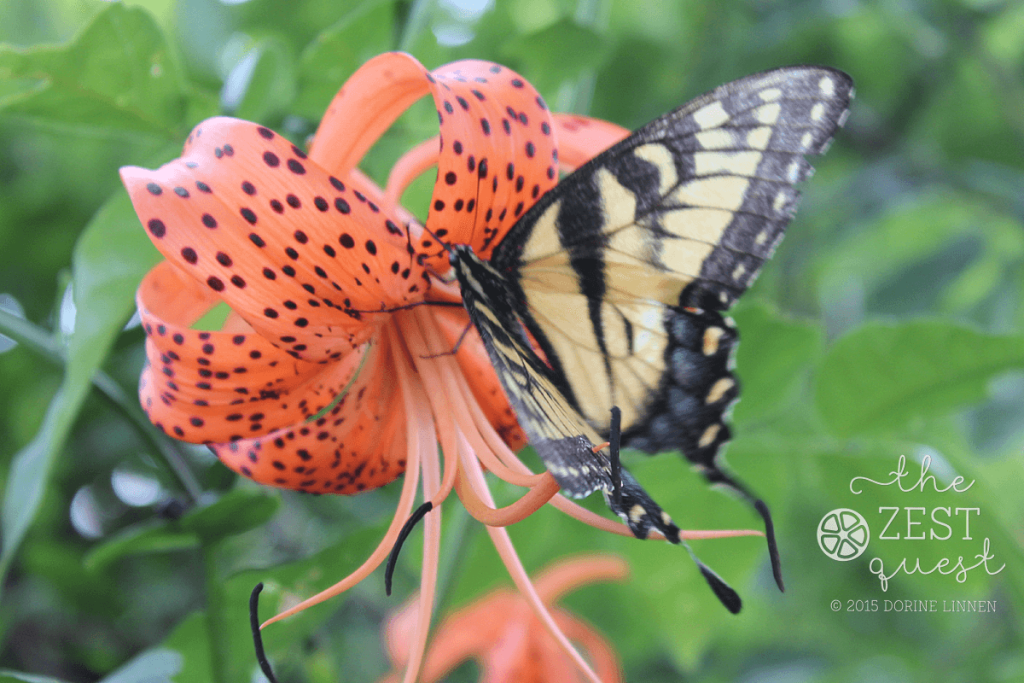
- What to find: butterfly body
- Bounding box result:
[447,66,854,611]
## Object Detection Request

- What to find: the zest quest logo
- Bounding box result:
[823,454,1006,591]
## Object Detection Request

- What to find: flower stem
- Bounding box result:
[0,308,202,502]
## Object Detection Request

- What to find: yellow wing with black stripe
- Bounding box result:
[451,66,853,611]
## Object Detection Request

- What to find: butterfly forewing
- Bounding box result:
[450,66,853,607]
[490,66,852,434]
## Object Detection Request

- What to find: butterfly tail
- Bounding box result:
[701,466,783,592]
[604,466,742,614]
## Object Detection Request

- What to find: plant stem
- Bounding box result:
[0,308,202,502]
[203,542,230,683]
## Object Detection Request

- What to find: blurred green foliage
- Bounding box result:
[1,0,1023,681]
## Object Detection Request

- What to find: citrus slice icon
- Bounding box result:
[817,508,869,561]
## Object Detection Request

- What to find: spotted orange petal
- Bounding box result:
[208,329,408,494]
[424,60,558,265]
[138,261,346,442]
[121,117,427,363]
[308,53,558,271]
[551,113,629,169]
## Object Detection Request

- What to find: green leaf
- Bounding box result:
[162,613,215,683]
[179,488,280,542]
[0,184,163,593]
[293,0,395,120]
[84,520,199,573]
[226,37,297,123]
[0,670,74,683]
[0,4,192,139]
[500,18,611,98]
[218,519,393,682]
[97,649,182,683]
[731,303,823,425]
[815,321,1024,438]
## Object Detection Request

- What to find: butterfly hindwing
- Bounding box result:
[452,246,741,612]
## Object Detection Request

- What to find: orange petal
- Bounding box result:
[534,554,629,604]
[551,113,629,170]
[309,52,434,177]
[121,117,427,362]
[138,261,343,442]
[425,60,558,268]
[210,325,407,494]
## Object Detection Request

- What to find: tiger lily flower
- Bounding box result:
[379,554,628,683]
[121,52,759,682]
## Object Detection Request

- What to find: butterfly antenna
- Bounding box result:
[385,502,434,596]
[250,583,280,683]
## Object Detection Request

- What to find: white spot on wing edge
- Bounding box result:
[693,101,729,129]
[698,423,721,448]
[706,377,736,404]
[703,326,724,355]
[755,102,782,125]
[819,76,835,97]
[629,504,646,524]
[759,87,782,101]
[810,102,825,122]
[746,126,772,150]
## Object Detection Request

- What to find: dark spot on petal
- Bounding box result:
[148,219,166,237]
[263,151,280,167]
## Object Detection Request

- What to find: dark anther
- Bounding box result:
[249,583,279,683]
[609,406,622,506]
[385,501,433,596]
